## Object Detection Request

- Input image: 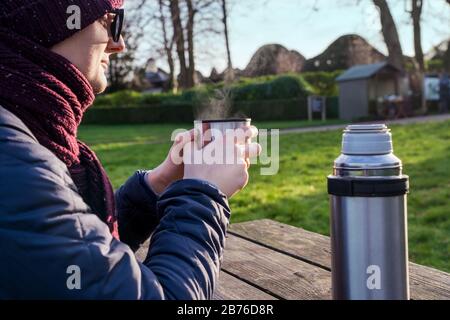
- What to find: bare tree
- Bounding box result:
[407,0,425,72]
[402,0,425,112]
[107,0,245,91]
[186,0,196,88]
[107,0,150,92]
[167,0,220,88]
[373,0,405,70]
[302,1,405,71]
[221,0,234,81]
[170,0,189,88]
[158,0,177,90]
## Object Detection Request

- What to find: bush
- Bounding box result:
[86,72,341,124]
[231,75,313,101]
[302,70,343,97]
[83,98,313,125]
[92,74,318,109]
[427,59,444,73]
[233,98,309,120]
[138,93,165,105]
[326,96,339,118]
[94,90,142,108]
[84,103,195,124]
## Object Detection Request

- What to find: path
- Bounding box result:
[276,114,450,135]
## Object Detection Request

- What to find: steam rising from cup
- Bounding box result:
[194,118,251,149]
[195,87,249,122]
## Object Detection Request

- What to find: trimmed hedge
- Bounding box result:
[232,98,309,120]
[84,99,308,124]
[83,97,339,124]
[326,96,339,119]
[230,75,312,101]
[84,73,340,124]
[84,103,196,124]
[302,70,343,97]
[92,74,314,108]
[94,90,142,108]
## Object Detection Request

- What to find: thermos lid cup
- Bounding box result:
[194,118,252,148]
[342,124,393,155]
[194,118,251,123]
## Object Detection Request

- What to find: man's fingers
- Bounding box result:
[171,130,196,164]
[245,157,251,169]
[231,125,259,144]
[175,129,195,145]
[245,125,259,139]
[244,142,262,159]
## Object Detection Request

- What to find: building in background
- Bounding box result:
[143,58,170,94]
[336,62,406,120]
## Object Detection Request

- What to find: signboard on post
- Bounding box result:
[423,76,440,101]
[307,96,327,121]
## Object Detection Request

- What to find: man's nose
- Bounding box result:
[106,35,126,53]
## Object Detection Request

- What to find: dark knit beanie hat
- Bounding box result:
[0,0,123,48]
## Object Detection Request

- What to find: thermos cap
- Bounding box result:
[342,124,393,155]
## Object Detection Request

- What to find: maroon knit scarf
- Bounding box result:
[0,28,119,239]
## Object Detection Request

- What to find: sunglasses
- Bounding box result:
[110,9,124,42]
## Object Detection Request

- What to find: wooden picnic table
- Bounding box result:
[135,219,450,300]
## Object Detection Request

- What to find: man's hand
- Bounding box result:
[183,126,261,198]
[146,129,195,194]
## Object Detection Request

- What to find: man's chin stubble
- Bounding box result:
[91,78,107,95]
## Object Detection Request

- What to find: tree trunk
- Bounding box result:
[186,0,196,88]
[373,0,405,71]
[411,0,425,72]
[169,0,188,89]
[158,0,177,91]
[410,0,426,113]
[221,0,234,82]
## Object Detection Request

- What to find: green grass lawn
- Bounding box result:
[79,120,450,272]
[78,119,344,145]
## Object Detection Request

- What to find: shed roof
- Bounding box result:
[145,68,170,84]
[336,61,399,82]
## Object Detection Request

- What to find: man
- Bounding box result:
[439,71,449,113]
[0,0,261,299]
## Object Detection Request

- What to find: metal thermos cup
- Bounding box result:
[194,118,251,148]
[327,124,410,300]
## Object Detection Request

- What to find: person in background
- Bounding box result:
[399,90,413,118]
[439,71,450,113]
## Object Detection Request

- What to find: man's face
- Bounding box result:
[51,13,126,94]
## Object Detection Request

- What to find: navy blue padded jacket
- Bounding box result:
[0,106,230,299]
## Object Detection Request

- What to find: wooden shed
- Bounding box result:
[336,62,402,120]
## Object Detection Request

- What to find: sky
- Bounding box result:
[194,0,450,75]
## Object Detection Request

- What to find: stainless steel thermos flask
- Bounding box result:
[327,124,410,300]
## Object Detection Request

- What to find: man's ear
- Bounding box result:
[97,13,110,27]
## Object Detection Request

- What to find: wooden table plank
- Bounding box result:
[229,219,450,300]
[221,234,331,300]
[214,272,277,300]
[135,239,277,300]
[408,263,450,300]
[231,219,331,270]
